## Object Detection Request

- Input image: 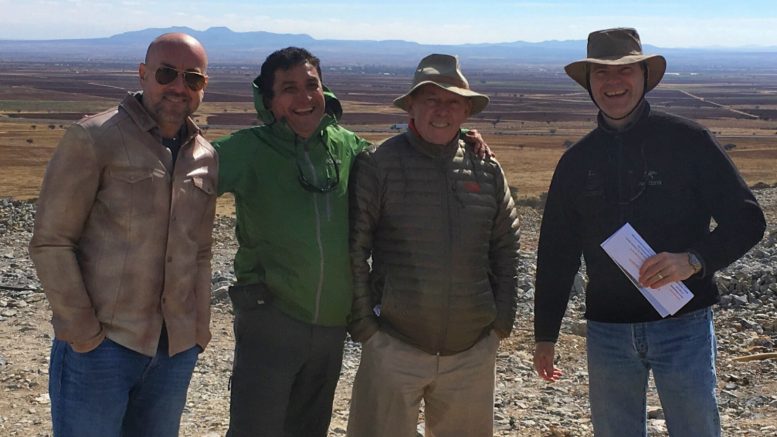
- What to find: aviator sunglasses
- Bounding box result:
[153,66,207,91]
[295,144,340,193]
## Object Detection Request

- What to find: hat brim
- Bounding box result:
[564,54,666,92]
[393,81,489,115]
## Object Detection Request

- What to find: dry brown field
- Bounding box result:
[2,63,776,204]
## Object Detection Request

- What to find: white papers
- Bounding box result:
[600,223,694,317]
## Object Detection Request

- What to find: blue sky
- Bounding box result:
[1,0,775,47]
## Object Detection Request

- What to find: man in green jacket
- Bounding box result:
[214,47,367,437]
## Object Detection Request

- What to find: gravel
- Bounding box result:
[0,187,775,436]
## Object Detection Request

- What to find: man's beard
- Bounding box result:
[151,93,193,127]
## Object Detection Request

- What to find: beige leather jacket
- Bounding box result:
[30,93,218,357]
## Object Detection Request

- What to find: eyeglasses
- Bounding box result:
[296,146,340,193]
[153,66,207,91]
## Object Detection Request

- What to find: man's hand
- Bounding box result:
[463,129,494,159]
[639,252,696,289]
[533,341,563,382]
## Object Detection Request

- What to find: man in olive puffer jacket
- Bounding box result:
[346,54,521,437]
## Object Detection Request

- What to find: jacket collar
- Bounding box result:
[597,99,651,141]
[404,126,461,161]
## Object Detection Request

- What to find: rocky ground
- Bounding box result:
[1,188,776,436]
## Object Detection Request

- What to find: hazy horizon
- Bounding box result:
[1,0,776,49]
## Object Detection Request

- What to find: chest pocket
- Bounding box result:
[110,167,154,184]
[191,176,216,196]
[105,166,166,216]
[173,175,216,227]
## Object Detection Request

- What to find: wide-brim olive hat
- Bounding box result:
[565,27,667,92]
[394,54,489,115]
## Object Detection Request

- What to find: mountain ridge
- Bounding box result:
[1,26,776,71]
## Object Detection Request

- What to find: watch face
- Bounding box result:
[689,253,702,272]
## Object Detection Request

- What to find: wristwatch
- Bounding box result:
[687,252,702,275]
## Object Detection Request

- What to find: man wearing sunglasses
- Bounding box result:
[30,33,217,437]
[533,28,765,436]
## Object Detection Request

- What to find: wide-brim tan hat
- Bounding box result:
[394,54,489,115]
[565,27,666,92]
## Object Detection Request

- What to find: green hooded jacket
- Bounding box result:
[213,78,370,327]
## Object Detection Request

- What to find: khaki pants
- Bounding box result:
[346,330,500,437]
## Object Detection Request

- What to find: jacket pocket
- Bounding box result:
[175,176,216,227]
[105,166,161,217]
[191,176,216,196]
[109,167,154,184]
[373,270,396,318]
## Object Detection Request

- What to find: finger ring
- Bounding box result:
[656,273,664,280]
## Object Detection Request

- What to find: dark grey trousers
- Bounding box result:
[226,300,346,437]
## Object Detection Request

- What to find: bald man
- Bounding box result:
[30,33,218,437]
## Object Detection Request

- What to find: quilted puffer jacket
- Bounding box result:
[348,129,521,355]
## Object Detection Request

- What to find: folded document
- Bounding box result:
[600,223,694,317]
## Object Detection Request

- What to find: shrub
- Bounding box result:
[515,191,548,210]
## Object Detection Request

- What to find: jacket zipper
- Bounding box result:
[302,145,326,324]
[439,157,454,353]
[615,135,627,223]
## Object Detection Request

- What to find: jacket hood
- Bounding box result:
[251,74,343,125]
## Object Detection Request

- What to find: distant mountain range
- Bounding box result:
[2,26,776,72]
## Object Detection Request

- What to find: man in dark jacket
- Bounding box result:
[347,54,521,437]
[533,28,766,437]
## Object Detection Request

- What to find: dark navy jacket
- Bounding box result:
[534,102,765,342]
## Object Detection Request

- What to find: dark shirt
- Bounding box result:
[162,128,185,163]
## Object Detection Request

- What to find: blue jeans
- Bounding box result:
[587,307,720,437]
[49,335,199,437]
